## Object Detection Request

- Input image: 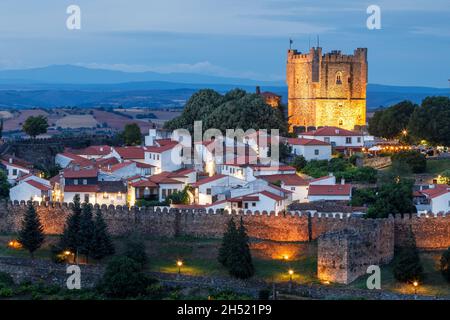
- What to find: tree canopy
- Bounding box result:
[122,123,142,146]
[164,89,288,135]
[18,202,45,258]
[22,115,49,138]
[368,101,417,139]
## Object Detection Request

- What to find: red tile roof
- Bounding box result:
[191,174,227,187]
[420,185,450,199]
[145,141,179,153]
[108,161,135,172]
[59,152,93,167]
[63,168,98,178]
[25,180,51,191]
[134,161,155,168]
[72,145,112,156]
[260,174,309,186]
[287,138,330,146]
[64,185,99,192]
[304,126,362,137]
[250,165,296,172]
[310,175,334,183]
[114,146,146,159]
[308,184,352,196]
[260,190,285,201]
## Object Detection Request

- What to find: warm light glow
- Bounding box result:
[323,280,330,285]
[177,260,183,267]
[402,129,407,136]
[288,269,294,276]
[413,281,418,287]
[8,240,22,249]
[64,251,71,256]
[282,254,289,261]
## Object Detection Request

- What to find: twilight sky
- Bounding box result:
[0,0,449,87]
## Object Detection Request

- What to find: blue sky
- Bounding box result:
[0,0,449,87]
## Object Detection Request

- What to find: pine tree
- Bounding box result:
[60,195,82,262]
[18,201,45,259]
[218,217,237,267]
[78,203,95,263]
[229,217,254,279]
[91,208,115,260]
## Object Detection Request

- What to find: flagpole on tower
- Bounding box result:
[289,38,293,50]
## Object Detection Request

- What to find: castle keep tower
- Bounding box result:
[286,47,367,132]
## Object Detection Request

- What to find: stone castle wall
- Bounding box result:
[1,202,449,251]
[317,218,395,284]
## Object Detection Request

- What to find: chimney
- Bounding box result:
[8,158,12,164]
[256,86,261,95]
[341,178,345,185]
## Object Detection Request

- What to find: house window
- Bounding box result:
[157,154,160,160]
[206,188,212,195]
[162,189,167,199]
[339,119,344,126]
[244,203,248,209]
[324,137,330,143]
[103,192,109,199]
[291,187,296,191]
[357,137,361,143]
[84,194,89,203]
[12,169,17,176]
[345,137,352,144]
[117,192,122,200]
[314,149,319,155]
[83,179,87,185]
[252,202,256,207]
[74,179,78,185]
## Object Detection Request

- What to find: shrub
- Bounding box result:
[0,287,14,297]
[440,247,450,283]
[97,256,149,298]
[258,288,270,300]
[0,272,14,287]
[392,247,424,283]
[123,236,148,269]
[391,151,426,173]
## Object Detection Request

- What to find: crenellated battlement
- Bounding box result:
[1,201,448,248]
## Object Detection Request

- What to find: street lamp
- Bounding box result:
[288,269,294,282]
[413,281,419,295]
[177,260,183,274]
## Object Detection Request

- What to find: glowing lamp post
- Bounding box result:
[413,281,419,296]
[288,269,294,281]
[177,260,183,275]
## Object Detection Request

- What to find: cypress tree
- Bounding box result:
[18,201,45,259]
[91,208,115,260]
[60,195,82,262]
[229,217,254,279]
[218,217,237,267]
[78,203,95,263]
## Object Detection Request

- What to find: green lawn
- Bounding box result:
[349,251,450,297]
[426,159,450,175]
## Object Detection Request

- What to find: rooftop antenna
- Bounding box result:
[317,35,320,48]
[289,38,293,50]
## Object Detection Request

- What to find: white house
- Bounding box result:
[220,190,288,213]
[190,174,245,205]
[1,157,32,184]
[260,174,310,202]
[111,146,147,164]
[286,138,332,161]
[55,152,93,169]
[10,176,52,202]
[307,183,352,202]
[144,140,183,174]
[71,145,113,160]
[299,126,364,154]
[416,185,450,214]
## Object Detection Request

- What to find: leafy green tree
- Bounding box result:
[391,151,426,174]
[440,169,450,184]
[22,115,49,138]
[97,256,149,298]
[368,101,417,139]
[367,180,416,218]
[393,246,424,283]
[218,218,238,268]
[165,89,288,135]
[228,217,254,279]
[350,188,377,207]
[122,123,142,146]
[18,202,45,258]
[291,155,307,172]
[91,209,115,260]
[59,195,82,262]
[123,235,148,269]
[78,203,95,262]
[165,187,190,205]
[408,96,450,146]
[440,247,450,283]
[0,171,10,199]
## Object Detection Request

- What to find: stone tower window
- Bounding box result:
[336,72,343,85]
[339,119,344,126]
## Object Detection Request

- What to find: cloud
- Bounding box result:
[410,26,450,37]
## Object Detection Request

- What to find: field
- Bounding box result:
[426,159,450,175]
[55,115,98,129]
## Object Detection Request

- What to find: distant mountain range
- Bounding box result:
[0,65,447,109]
